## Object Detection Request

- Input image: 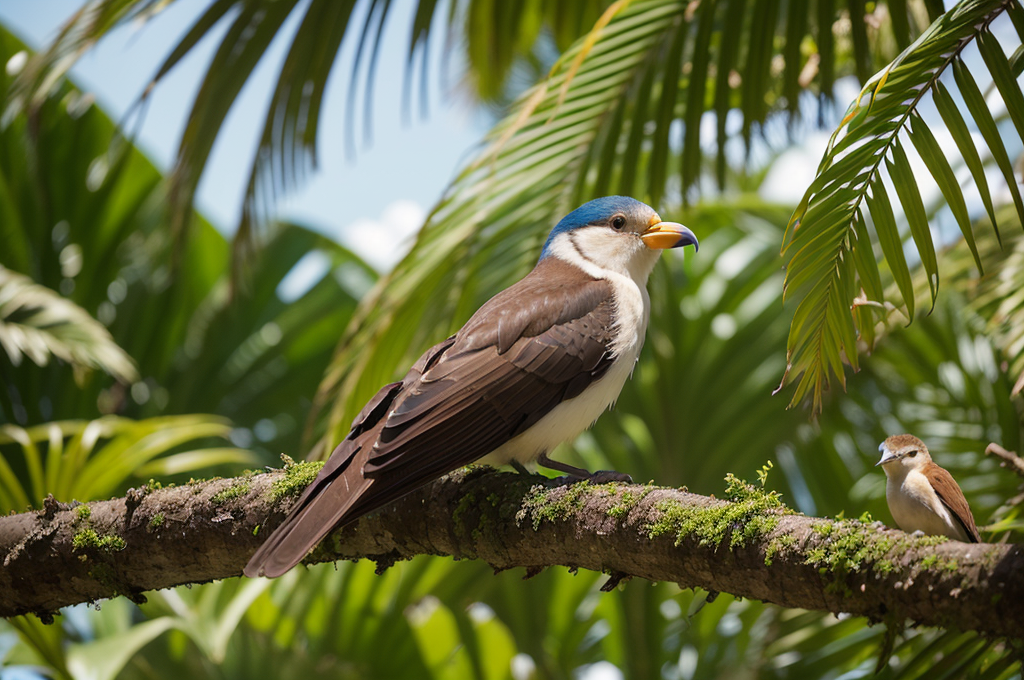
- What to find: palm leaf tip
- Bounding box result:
[0,266,139,384]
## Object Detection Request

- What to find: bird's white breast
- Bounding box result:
[482,232,653,466]
[885,468,966,541]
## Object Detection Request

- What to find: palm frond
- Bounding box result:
[0,414,251,512]
[310,0,915,448]
[8,0,915,270]
[4,0,623,266]
[780,0,1024,412]
[0,265,138,385]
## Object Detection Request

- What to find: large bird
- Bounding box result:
[245,196,698,578]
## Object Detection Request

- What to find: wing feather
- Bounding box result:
[923,462,981,542]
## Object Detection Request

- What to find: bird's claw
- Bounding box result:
[557,470,632,485]
[587,470,633,484]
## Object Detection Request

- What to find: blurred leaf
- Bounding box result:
[67,617,180,680]
[0,27,378,461]
[0,265,138,384]
[952,206,1024,411]
[0,415,252,511]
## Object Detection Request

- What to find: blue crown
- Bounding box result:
[540,196,648,259]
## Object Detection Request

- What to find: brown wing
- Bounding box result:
[244,258,617,577]
[923,462,981,542]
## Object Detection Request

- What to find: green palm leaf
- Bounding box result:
[780,0,1024,412]
[0,414,252,512]
[0,265,138,385]
[310,0,914,448]
[8,0,913,267]
[5,0,623,262]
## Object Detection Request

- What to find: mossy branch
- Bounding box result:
[0,466,1021,639]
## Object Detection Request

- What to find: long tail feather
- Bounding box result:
[244,441,370,578]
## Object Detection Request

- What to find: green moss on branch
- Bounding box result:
[72,528,126,553]
[268,461,324,502]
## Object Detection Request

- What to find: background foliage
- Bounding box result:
[1,1,1023,679]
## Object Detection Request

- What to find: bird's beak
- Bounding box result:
[641,219,699,251]
[876,443,897,467]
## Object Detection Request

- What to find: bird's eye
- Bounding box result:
[611,216,626,230]
[907,450,918,457]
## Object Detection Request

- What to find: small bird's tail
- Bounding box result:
[244,442,371,578]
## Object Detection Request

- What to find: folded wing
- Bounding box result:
[924,462,981,542]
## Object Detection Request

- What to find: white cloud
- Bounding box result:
[759,131,830,205]
[342,199,427,272]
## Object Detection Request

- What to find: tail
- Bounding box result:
[244,442,372,578]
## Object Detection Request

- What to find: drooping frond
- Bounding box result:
[7,0,916,274]
[779,0,1024,412]
[309,0,915,447]
[0,266,138,385]
[4,0,628,269]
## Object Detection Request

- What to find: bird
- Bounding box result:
[876,434,980,543]
[244,196,698,578]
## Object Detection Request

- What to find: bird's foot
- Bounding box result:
[583,470,633,484]
[536,454,632,484]
[509,460,535,476]
[910,529,926,537]
[553,472,632,486]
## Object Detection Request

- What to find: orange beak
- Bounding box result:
[640,219,698,251]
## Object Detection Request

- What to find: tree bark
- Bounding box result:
[0,466,1021,639]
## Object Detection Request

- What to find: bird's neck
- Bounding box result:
[543,232,660,287]
[882,463,911,485]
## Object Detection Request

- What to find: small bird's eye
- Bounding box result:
[907,450,918,457]
[611,216,626,230]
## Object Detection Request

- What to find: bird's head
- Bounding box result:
[877,434,933,474]
[540,196,698,282]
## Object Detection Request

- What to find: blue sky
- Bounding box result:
[0,0,492,271]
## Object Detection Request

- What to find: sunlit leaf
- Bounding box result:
[0,266,138,384]
[781,0,1023,411]
[0,415,252,511]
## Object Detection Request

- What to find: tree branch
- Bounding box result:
[986,442,1024,480]
[0,467,1021,639]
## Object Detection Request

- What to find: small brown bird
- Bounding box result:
[876,434,980,543]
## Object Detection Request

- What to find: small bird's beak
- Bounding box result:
[876,443,897,467]
[641,220,699,251]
